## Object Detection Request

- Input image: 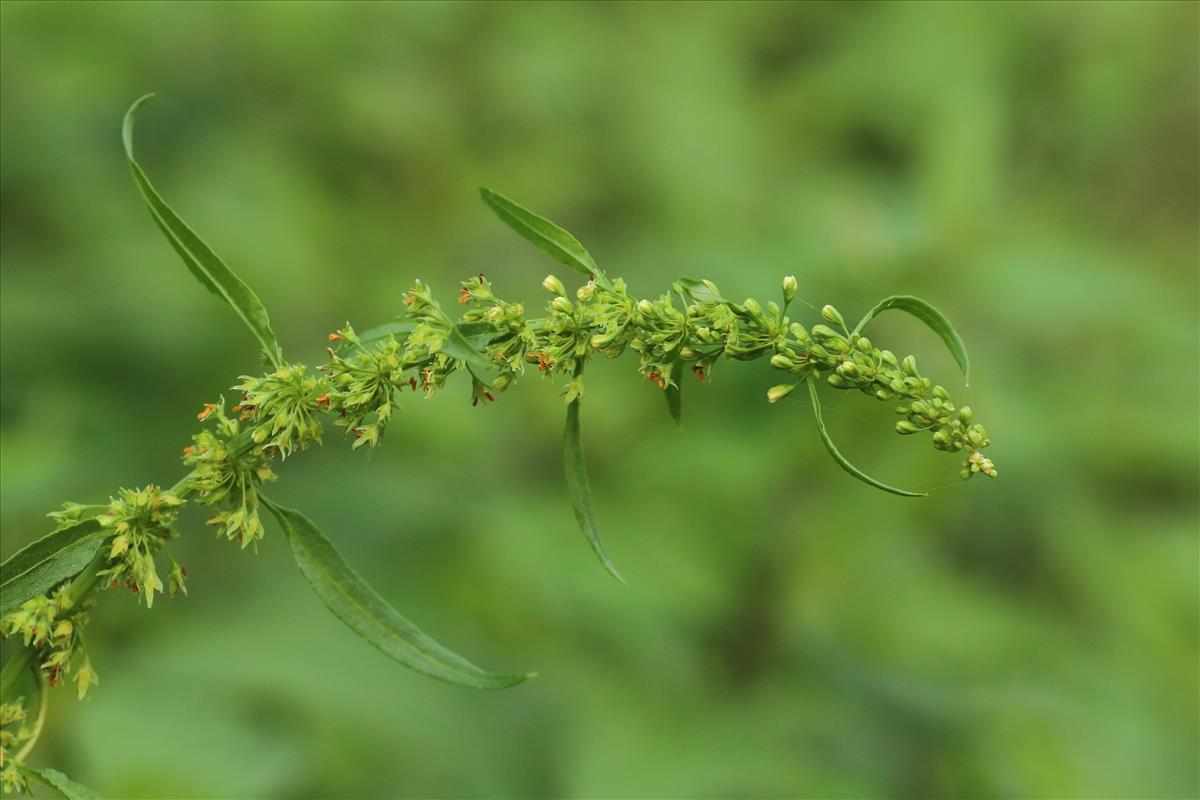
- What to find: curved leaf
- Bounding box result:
[479,188,611,289]
[563,376,625,582]
[1,520,106,614]
[22,768,103,800]
[262,499,533,689]
[806,377,926,498]
[123,94,282,367]
[854,295,969,384]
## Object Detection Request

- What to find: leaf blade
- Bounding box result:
[23,768,104,800]
[0,520,107,614]
[479,188,611,289]
[854,295,970,384]
[439,323,496,377]
[563,386,625,582]
[262,499,532,689]
[806,377,926,498]
[122,94,282,366]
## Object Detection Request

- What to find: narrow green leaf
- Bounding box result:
[563,377,625,582]
[261,499,533,689]
[23,768,103,800]
[356,320,416,349]
[854,295,970,384]
[122,94,282,367]
[665,360,683,428]
[0,520,107,615]
[806,377,926,498]
[439,324,496,378]
[479,188,611,289]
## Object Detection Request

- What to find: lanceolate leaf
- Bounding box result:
[479,188,612,289]
[563,375,625,582]
[0,520,106,614]
[356,320,416,349]
[806,377,926,498]
[122,94,282,367]
[854,295,970,384]
[440,324,496,377]
[22,768,104,800]
[261,499,533,689]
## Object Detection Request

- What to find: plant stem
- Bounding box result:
[13,666,48,763]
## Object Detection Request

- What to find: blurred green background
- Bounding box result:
[2,2,1197,798]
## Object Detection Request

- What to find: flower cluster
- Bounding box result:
[232,364,325,458]
[0,586,96,700]
[322,324,406,449]
[96,485,186,608]
[186,400,277,549]
[1,699,32,793]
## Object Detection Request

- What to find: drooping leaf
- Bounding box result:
[22,768,104,800]
[0,520,107,614]
[665,360,683,428]
[122,94,282,367]
[806,377,926,498]
[563,381,625,582]
[479,188,611,289]
[261,499,533,689]
[854,295,970,384]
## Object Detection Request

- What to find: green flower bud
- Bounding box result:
[743,298,762,315]
[770,354,794,370]
[880,349,899,368]
[855,336,872,352]
[821,305,845,328]
[810,324,841,342]
[902,355,918,376]
[766,384,795,403]
[826,373,848,388]
[637,299,654,315]
[837,361,858,377]
[551,296,572,314]
[542,274,565,296]
[576,281,595,301]
[782,275,797,303]
[958,405,973,422]
[895,420,921,435]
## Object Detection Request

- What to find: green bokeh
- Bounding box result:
[2,2,1196,797]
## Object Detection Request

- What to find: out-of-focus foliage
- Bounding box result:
[1,1,1196,797]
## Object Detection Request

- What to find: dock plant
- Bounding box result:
[0,96,994,797]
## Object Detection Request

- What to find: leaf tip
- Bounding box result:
[122,93,157,155]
